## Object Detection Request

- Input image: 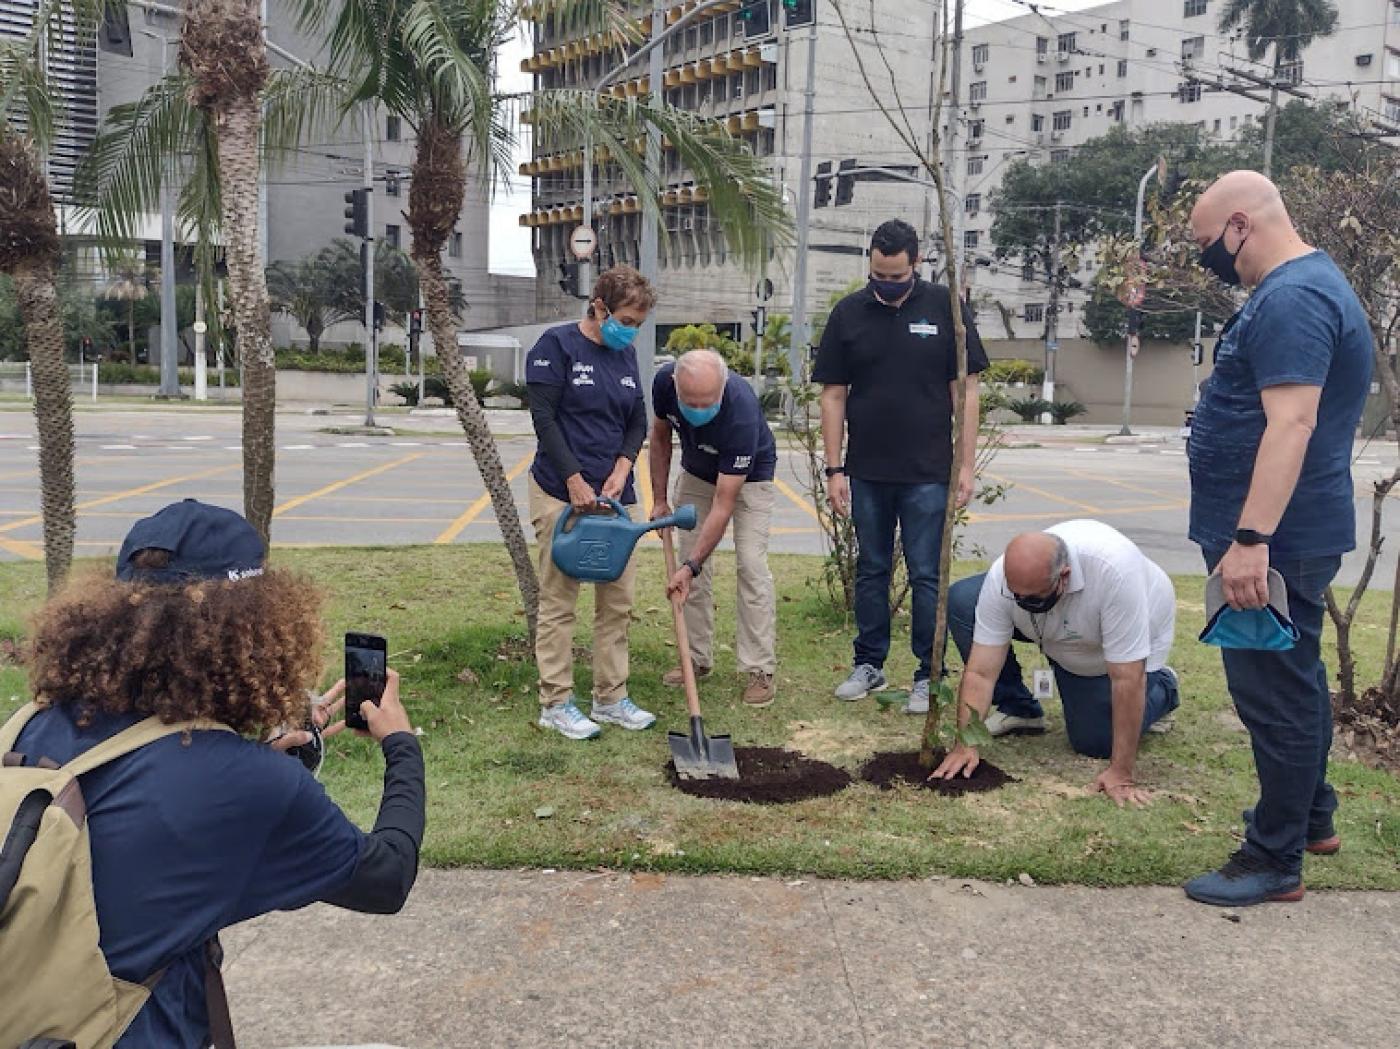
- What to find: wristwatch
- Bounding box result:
[682,558,703,578]
[824,465,846,478]
[1234,528,1273,546]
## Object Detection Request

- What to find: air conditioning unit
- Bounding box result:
[973,60,985,72]
[969,99,981,110]
[1056,50,1070,62]
[1036,52,1047,64]
[968,134,982,146]
[1033,131,1044,145]
[1051,129,1064,140]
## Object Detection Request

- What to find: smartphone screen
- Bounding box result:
[345,632,387,732]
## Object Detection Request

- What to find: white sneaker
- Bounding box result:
[538,699,601,740]
[835,664,886,701]
[590,696,656,731]
[983,709,1047,737]
[903,679,930,715]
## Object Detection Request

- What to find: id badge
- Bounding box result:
[1033,668,1055,701]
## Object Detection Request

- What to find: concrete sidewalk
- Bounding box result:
[224,869,1400,1049]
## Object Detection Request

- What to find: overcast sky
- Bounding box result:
[486,0,1109,276]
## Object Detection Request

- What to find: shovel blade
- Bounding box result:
[668,717,739,781]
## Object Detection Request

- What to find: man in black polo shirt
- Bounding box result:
[651,349,780,706]
[814,218,987,714]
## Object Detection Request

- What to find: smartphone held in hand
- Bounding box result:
[344,632,388,731]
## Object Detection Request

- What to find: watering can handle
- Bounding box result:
[554,495,629,536]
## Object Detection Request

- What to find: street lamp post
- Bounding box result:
[1119,160,1163,437]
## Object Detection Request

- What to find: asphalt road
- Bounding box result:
[0,406,1392,586]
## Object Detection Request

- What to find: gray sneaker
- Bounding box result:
[538,699,601,740]
[590,696,657,731]
[902,679,930,715]
[835,663,886,701]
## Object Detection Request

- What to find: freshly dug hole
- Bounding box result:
[666,746,851,804]
[859,750,1014,796]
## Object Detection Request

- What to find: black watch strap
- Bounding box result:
[1235,528,1272,547]
[824,465,846,478]
[683,558,702,578]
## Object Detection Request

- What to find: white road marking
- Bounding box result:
[336,442,370,448]
[1073,447,1099,453]
[183,435,213,441]
[1162,450,1185,456]
[282,444,316,451]
[101,444,138,450]
[223,445,243,452]
[390,442,423,447]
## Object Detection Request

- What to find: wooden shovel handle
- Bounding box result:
[661,527,704,721]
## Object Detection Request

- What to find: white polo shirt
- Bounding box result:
[973,519,1176,677]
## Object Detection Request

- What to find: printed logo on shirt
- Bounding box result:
[620,376,637,389]
[572,362,595,386]
[532,358,551,368]
[732,455,752,470]
[699,443,719,455]
[908,320,938,338]
[666,414,681,428]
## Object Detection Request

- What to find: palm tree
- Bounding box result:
[266,246,363,352]
[1218,0,1339,177]
[0,5,85,592]
[290,0,787,641]
[102,256,150,362]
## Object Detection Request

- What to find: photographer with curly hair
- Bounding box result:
[3,499,424,1048]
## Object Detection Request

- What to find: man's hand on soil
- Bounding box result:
[1090,765,1152,808]
[929,742,980,780]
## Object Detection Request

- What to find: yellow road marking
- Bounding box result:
[1055,466,1182,500]
[968,500,1188,525]
[273,453,426,517]
[0,464,240,535]
[433,450,533,544]
[0,537,43,559]
[773,477,820,520]
[985,471,1102,514]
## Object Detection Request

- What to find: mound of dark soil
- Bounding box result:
[1333,688,1400,772]
[858,749,1014,796]
[666,746,851,804]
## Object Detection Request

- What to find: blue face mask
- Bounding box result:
[599,313,638,351]
[1199,569,1299,651]
[679,399,722,427]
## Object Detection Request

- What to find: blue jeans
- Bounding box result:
[1203,549,1341,875]
[948,573,1180,758]
[849,479,948,682]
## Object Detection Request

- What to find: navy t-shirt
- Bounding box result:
[1189,251,1372,558]
[652,364,777,485]
[527,323,643,503]
[15,706,365,1049]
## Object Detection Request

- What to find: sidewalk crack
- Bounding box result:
[817,881,871,1049]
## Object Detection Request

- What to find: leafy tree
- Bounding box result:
[1236,99,1379,177]
[266,247,363,352]
[665,322,748,374]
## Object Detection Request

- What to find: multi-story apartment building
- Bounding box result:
[522,0,940,340]
[3,1,527,345]
[961,0,1400,342]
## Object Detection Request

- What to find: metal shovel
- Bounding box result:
[661,527,739,781]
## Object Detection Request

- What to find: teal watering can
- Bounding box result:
[551,498,697,582]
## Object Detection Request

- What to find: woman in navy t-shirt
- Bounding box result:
[526,265,659,741]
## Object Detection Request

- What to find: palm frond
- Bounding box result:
[262,67,354,166]
[400,0,498,152]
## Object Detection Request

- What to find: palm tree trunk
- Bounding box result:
[127,299,136,362]
[183,0,275,547]
[14,262,75,592]
[407,118,538,641]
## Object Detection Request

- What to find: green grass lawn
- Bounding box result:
[1,546,1397,888]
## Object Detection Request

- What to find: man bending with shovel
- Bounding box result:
[650,349,780,707]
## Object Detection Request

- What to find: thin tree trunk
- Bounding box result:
[128,299,136,362]
[183,0,275,548]
[14,262,75,592]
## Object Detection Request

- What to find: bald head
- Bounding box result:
[675,349,727,409]
[1190,170,1306,288]
[1004,531,1070,598]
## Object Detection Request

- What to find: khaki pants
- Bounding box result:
[674,470,777,675]
[528,476,636,706]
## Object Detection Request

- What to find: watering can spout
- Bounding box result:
[551,498,699,582]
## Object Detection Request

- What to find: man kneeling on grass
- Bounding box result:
[931,520,1180,806]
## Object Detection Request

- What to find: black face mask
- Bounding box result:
[869,275,915,304]
[1014,574,1065,614]
[1199,219,1248,287]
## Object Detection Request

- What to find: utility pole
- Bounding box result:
[1262,47,1280,177]
[194,282,207,401]
[150,35,179,398]
[788,21,819,380]
[1042,200,1061,425]
[946,0,966,286]
[636,0,665,409]
[1120,160,1162,436]
[362,103,377,428]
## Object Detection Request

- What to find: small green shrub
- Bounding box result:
[1007,396,1051,422]
[389,381,420,406]
[1049,400,1088,425]
[983,359,1045,386]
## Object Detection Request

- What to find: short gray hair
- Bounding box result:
[675,349,728,388]
[1047,534,1070,587]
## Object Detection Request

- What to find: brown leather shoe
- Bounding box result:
[742,671,776,707]
[662,663,711,687]
[1307,834,1341,856]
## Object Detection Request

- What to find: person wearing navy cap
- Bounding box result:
[3,500,425,1048]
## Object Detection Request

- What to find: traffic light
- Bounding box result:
[737,0,770,37]
[80,336,92,357]
[373,301,386,332]
[814,160,833,208]
[750,305,767,337]
[782,0,814,27]
[409,308,424,335]
[343,189,369,238]
[557,261,581,298]
[835,158,857,206]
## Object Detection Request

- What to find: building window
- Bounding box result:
[1119,19,1129,41]
[1005,113,1015,124]
[763,64,778,91]
[964,230,980,250]
[970,80,987,101]
[1036,36,1048,56]
[967,155,985,176]
[1184,0,1208,16]
[1182,36,1205,61]
[1050,149,1070,164]
[385,224,401,249]
[385,171,401,197]
[1052,109,1071,130]
[1384,48,1400,77]
[1032,113,1044,132]
[1118,58,1128,77]
[731,72,744,100]
[968,118,984,139]
[965,193,981,216]
[1055,71,1074,92]
[1023,303,1045,323]
[1385,95,1400,123]
[1230,114,1238,129]
[685,26,697,49]
[1212,118,1221,134]
[1022,260,1036,282]
[385,115,401,142]
[1057,32,1076,53]
[745,67,761,94]
[449,231,462,258]
[972,43,989,65]
[1082,105,1090,117]
[700,21,713,46]
[1279,58,1303,84]
[717,17,729,42]
[1111,100,1125,121]
[1033,75,1047,97]
[1179,81,1202,103]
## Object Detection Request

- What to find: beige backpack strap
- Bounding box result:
[0,701,43,754]
[61,716,236,779]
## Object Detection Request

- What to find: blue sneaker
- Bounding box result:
[1183,850,1304,907]
[590,696,656,731]
[538,699,601,741]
